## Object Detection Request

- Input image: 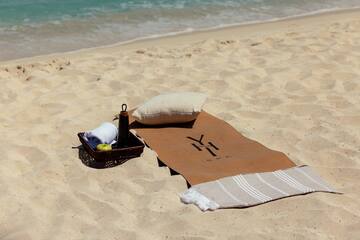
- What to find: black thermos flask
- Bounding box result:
[117,104,129,147]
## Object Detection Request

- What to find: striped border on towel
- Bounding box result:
[180,166,339,211]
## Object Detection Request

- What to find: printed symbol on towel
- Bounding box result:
[187,134,219,157]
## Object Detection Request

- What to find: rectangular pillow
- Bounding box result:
[132,92,207,125]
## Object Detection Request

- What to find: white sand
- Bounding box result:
[0,9,359,240]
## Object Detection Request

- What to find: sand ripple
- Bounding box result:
[0,11,359,240]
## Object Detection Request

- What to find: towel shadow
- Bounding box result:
[78,146,129,169]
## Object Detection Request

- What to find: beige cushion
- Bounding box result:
[132,92,207,125]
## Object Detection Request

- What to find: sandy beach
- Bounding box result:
[0,9,359,239]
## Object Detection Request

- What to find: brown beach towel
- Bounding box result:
[130,111,295,186]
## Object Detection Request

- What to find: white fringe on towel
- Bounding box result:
[180,188,220,211]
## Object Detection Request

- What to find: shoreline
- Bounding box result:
[1,7,360,65]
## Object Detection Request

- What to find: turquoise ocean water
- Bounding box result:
[0,0,359,60]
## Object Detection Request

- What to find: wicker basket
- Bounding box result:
[78,131,144,165]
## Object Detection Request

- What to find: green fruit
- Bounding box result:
[96,144,112,151]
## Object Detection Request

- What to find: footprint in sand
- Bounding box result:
[40,102,68,115]
[0,89,17,104]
